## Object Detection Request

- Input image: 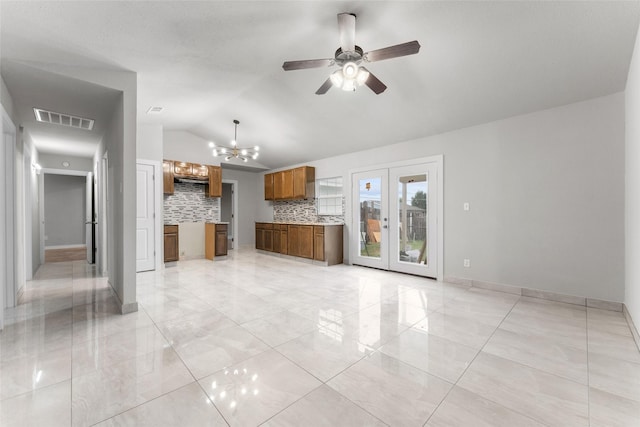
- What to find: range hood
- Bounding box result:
[175,177,208,184]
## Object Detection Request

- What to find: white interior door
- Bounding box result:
[136,163,155,272]
[389,163,438,277]
[85,172,93,263]
[351,169,389,270]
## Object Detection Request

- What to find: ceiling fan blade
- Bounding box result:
[363,70,387,94]
[315,78,333,95]
[365,40,421,62]
[338,13,356,52]
[282,58,334,71]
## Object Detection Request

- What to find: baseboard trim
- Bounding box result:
[623,304,640,353]
[444,276,623,312]
[109,280,139,315]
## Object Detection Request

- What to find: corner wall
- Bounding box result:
[625,26,640,333]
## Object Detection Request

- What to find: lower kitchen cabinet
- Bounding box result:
[288,225,314,259]
[255,222,274,251]
[255,223,342,265]
[205,223,228,259]
[164,225,179,262]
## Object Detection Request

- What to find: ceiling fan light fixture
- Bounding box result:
[343,61,359,79]
[341,79,356,92]
[330,70,344,87]
[356,67,370,86]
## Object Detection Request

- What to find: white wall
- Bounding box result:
[261,93,625,302]
[625,27,640,330]
[137,124,163,161]
[43,174,86,246]
[163,130,222,166]
[38,153,93,172]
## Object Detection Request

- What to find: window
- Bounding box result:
[316,177,343,216]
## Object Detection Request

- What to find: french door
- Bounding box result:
[352,161,439,278]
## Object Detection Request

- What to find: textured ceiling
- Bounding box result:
[1,1,639,168]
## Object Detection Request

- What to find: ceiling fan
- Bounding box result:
[282,13,420,95]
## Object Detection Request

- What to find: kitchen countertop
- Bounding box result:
[256,221,344,226]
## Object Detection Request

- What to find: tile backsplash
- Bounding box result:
[273,198,345,223]
[164,182,220,223]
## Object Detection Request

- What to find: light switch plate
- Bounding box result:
[463,259,470,268]
[463,202,470,211]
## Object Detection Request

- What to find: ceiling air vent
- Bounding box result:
[33,108,95,131]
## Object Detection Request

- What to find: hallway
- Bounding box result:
[1,249,640,426]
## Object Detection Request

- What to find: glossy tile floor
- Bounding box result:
[1,248,639,426]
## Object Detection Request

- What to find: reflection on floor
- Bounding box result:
[1,248,639,426]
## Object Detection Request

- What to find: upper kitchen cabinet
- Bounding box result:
[163,160,174,194]
[173,161,192,176]
[164,159,222,198]
[264,173,274,200]
[293,166,315,199]
[192,163,209,178]
[266,166,315,201]
[206,165,222,198]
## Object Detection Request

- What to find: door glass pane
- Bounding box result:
[397,173,427,265]
[359,177,381,259]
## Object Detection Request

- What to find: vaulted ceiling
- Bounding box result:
[2,1,639,169]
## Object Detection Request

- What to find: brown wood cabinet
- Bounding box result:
[191,163,209,178]
[206,165,222,198]
[205,223,227,259]
[163,159,222,198]
[265,166,315,201]
[255,223,343,265]
[163,160,175,194]
[164,225,179,262]
[264,173,274,200]
[173,161,192,176]
[293,166,315,199]
[288,224,314,259]
[314,226,325,262]
[255,222,274,252]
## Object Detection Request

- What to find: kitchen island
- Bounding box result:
[255,222,343,266]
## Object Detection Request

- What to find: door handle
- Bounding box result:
[383,225,388,229]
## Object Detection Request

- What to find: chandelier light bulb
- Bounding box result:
[208,141,215,148]
[231,139,237,147]
[254,146,259,151]
[221,148,227,154]
[241,149,247,155]
[213,149,218,156]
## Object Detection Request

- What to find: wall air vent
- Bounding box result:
[33,108,95,131]
[146,106,164,114]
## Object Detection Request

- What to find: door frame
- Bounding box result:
[39,168,91,263]
[222,179,238,250]
[1,104,17,327]
[136,159,162,271]
[348,155,444,281]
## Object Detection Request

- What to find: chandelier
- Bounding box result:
[210,119,259,162]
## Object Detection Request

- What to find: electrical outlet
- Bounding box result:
[463,259,470,268]
[180,250,185,256]
[463,202,470,211]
